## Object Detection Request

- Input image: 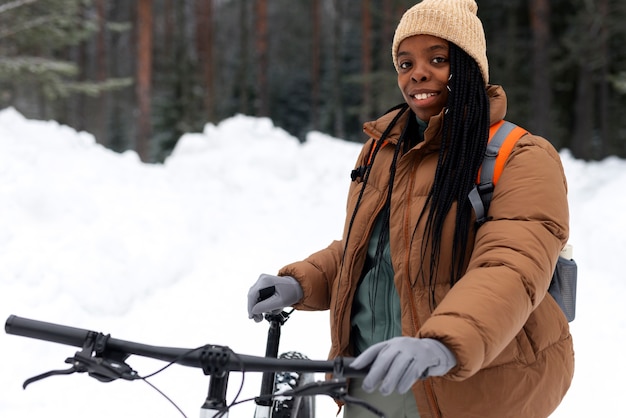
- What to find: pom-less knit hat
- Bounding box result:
[392,0,489,84]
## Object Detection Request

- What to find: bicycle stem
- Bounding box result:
[257,313,284,408]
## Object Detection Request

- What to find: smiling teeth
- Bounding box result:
[414,93,436,100]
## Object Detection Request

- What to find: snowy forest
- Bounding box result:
[1,0,626,162]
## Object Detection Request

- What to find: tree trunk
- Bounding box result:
[529,0,552,139]
[331,0,345,139]
[108,1,134,153]
[377,0,394,115]
[95,0,107,146]
[571,63,594,159]
[381,0,392,67]
[255,0,269,117]
[75,3,87,132]
[361,0,372,123]
[598,0,609,156]
[236,0,250,115]
[164,0,174,59]
[136,0,153,162]
[571,2,601,160]
[196,0,214,122]
[311,0,321,131]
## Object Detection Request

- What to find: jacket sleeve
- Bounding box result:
[418,135,569,380]
[278,240,343,311]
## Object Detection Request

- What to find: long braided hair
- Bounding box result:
[417,42,490,305]
[335,42,490,316]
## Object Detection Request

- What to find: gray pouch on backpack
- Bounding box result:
[548,252,577,322]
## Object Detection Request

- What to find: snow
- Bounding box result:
[0,106,623,417]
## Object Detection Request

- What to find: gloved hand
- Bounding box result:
[350,337,456,395]
[247,274,303,322]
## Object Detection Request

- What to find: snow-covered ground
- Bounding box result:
[0,107,623,417]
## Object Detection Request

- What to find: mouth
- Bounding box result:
[412,92,438,101]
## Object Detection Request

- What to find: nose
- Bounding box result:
[411,62,429,82]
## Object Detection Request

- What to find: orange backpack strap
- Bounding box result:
[351,138,390,181]
[469,120,529,225]
[368,139,389,165]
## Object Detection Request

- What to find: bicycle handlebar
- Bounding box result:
[6,315,91,346]
[5,314,364,377]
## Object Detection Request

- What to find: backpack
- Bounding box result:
[468,120,577,322]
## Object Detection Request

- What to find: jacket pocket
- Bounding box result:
[483,328,538,369]
[515,327,537,364]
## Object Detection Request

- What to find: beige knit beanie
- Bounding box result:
[392,0,489,84]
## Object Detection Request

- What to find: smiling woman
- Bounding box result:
[396,35,450,121]
[246,0,574,417]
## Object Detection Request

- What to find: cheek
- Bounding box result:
[439,86,449,102]
[397,76,409,96]
[439,69,451,87]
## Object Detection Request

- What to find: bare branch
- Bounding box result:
[0,15,54,40]
[0,0,39,15]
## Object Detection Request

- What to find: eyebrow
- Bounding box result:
[397,44,449,58]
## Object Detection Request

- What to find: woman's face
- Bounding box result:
[396,35,450,121]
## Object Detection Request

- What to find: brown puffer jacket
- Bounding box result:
[280,85,574,418]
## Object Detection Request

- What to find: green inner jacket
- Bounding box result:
[350,116,428,355]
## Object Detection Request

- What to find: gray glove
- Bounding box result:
[247,274,303,322]
[350,337,456,395]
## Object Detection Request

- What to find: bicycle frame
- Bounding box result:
[5,314,381,418]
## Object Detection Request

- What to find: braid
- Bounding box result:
[418,42,490,306]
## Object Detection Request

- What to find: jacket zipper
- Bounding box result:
[401,155,442,418]
[334,189,389,355]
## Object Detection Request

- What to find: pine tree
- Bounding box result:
[0,0,130,116]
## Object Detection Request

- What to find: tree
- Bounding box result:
[330,0,346,140]
[196,0,215,122]
[151,0,206,162]
[360,0,373,123]
[236,0,252,115]
[136,0,153,161]
[0,0,131,121]
[93,0,108,141]
[528,0,552,138]
[311,0,321,131]
[255,0,269,117]
[3,1,626,160]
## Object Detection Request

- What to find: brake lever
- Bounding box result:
[22,365,77,389]
[22,344,139,389]
[69,349,139,383]
[279,378,346,397]
[279,378,386,418]
[338,394,387,418]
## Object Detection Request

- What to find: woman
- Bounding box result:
[247,0,574,416]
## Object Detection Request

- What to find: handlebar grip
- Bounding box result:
[5,315,92,348]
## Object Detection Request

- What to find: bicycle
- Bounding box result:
[4,313,385,418]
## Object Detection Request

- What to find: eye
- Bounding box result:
[398,61,412,70]
[432,56,448,64]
